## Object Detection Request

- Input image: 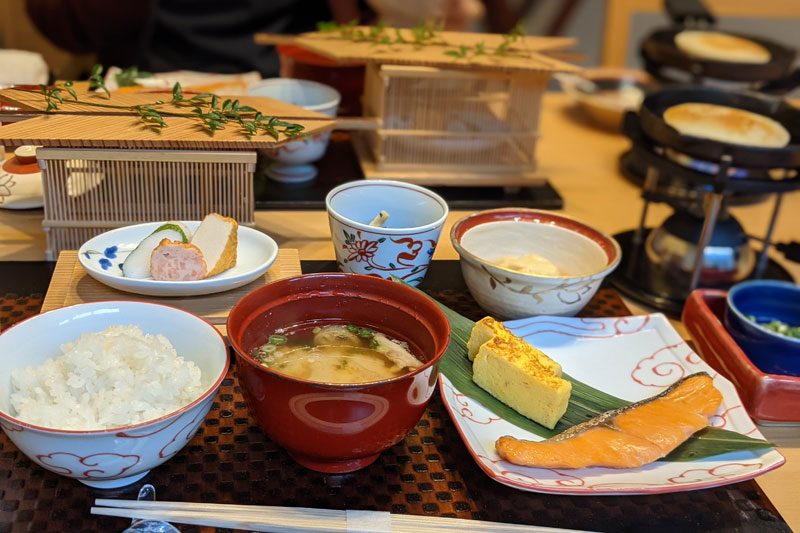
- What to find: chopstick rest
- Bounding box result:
[346,510,392,533]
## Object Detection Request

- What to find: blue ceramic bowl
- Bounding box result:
[724,280,800,377]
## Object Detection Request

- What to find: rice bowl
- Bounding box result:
[0,301,229,488]
[11,325,203,431]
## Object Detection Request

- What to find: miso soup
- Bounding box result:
[251,324,424,384]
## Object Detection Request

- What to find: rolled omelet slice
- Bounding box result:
[467,317,562,374]
[468,317,570,430]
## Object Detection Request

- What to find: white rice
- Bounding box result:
[10,325,203,431]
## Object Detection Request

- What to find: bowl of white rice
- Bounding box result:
[0,301,229,488]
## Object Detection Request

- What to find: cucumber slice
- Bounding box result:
[152,221,191,242]
[121,228,185,278]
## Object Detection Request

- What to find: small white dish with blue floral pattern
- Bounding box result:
[78,221,278,297]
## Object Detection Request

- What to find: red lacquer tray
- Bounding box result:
[682,289,800,424]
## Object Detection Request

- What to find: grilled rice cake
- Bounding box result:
[674,31,771,64]
[663,103,791,149]
[471,325,571,430]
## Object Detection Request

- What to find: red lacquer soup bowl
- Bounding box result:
[227,273,450,473]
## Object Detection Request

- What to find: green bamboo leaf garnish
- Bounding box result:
[396,277,774,462]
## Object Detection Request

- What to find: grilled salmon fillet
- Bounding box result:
[496,372,723,469]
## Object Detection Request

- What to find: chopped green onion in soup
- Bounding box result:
[269,334,288,345]
[745,314,800,339]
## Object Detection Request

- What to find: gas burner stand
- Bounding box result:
[609,87,800,314]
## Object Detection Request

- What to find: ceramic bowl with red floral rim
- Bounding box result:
[325,180,449,286]
[0,301,229,489]
[451,208,622,318]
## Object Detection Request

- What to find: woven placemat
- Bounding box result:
[0,286,789,532]
[0,293,43,332]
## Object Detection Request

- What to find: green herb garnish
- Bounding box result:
[444,45,469,59]
[115,66,153,88]
[15,66,306,139]
[268,334,288,345]
[495,22,525,56]
[88,64,110,97]
[313,20,527,60]
[252,343,276,363]
[746,315,800,338]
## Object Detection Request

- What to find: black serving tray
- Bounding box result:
[253,133,563,211]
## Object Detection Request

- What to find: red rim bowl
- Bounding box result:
[227,273,450,472]
[451,208,621,273]
[450,208,621,318]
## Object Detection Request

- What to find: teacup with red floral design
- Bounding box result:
[325,180,449,286]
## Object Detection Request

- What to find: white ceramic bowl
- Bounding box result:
[556,68,652,130]
[247,78,340,176]
[326,180,449,286]
[0,145,43,210]
[451,208,622,318]
[0,301,229,489]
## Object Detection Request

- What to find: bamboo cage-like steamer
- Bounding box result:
[37,149,256,260]
[360,63,549,182]
[0,90,335,258]
[257,28,580,185]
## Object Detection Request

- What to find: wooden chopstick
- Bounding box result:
[92,499,597,533]
[91,507,342,532]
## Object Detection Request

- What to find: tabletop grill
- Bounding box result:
[640,0,799,94]
[609,86,800,315]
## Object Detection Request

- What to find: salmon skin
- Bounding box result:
[496,372,723,469]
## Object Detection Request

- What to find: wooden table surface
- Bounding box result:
[0,92,798,530]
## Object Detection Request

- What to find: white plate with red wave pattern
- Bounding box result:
[438,313,785,495]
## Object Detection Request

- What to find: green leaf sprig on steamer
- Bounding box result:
[14,65,306,139]
[316,20,527,59]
